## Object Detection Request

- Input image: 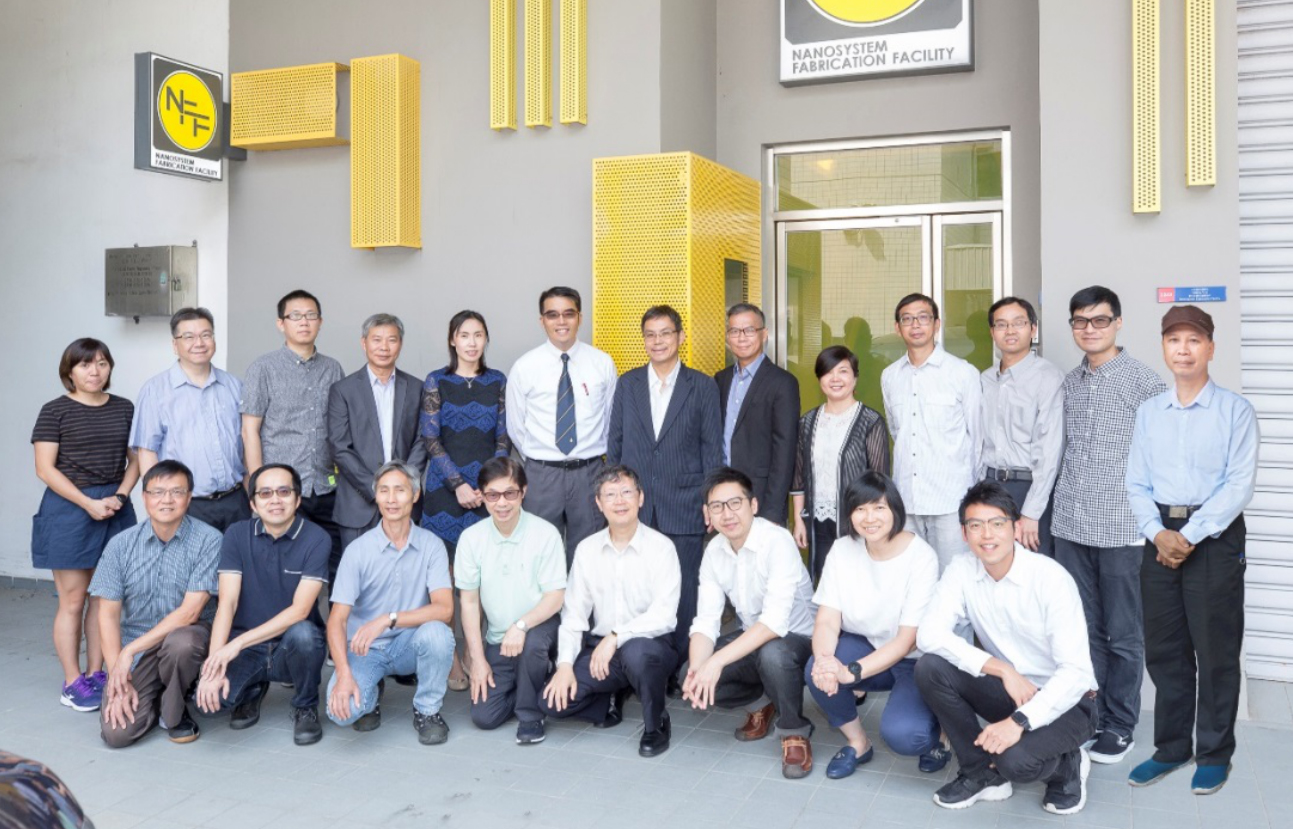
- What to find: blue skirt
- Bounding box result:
[31,484,137,570]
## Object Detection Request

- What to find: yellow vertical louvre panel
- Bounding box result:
[560,0,587,125]
[230,62,349,150]
[525,0,552,128]
[1132,0,1161,213]
[490,0,516,130]
[1186,0,1216,186]
[592,153,761,376]
[350,55,421,249]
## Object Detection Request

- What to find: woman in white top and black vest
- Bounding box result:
[791,346,891,583]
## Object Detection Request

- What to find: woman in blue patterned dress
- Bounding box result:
[420,310,510,689]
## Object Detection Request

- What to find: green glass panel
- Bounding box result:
[940,222,995,372]
[777,141,1003,212]
[785,226,923,415]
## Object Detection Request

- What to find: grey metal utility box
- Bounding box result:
[105,245,198,318]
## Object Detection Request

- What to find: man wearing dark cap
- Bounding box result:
[1125,305,1258,796]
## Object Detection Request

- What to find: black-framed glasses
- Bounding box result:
[898,313,935,328]
[725,326,764,339]
[483,489,522,503]
[1069,315,1116,330]
[254,486,298,500]
[542,310,579,322]
[281,311,320,322]
[706,496,748,514]
[963,517,1012,535]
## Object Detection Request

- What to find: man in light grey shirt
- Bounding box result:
[979,297,1064,557]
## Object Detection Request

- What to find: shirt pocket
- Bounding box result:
[924,392,962,432]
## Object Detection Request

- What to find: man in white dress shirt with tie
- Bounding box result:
[916,482,1097,815]
[507,287,619,566]
[881,293,982,572]
[540,465,680,757]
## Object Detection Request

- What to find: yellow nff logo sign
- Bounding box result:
[157,70,217,152]
[808,0,927,27]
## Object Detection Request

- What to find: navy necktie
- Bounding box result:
[556,353,577,455]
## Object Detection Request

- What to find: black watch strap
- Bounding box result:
[114,493,130,505]
[1010,710,1031,731]
[847,661,863,681]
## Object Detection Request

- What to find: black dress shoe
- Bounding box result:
[595,688,630,729]
[292,706,323,746]
[354,679,385,732]
[168,707,201,744]
[666,674,683,699]
[230,681,270,730]
[392,673,418,687]
[639,711,671,757]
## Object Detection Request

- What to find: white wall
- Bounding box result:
[0,0,230,578]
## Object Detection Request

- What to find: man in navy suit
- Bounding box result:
[608,305,723,677]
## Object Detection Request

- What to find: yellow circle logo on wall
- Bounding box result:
[808,0,926,27]
[157,70,217,152]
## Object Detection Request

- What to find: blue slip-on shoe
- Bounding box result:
[1128,756,1192,787]
[826,744,874,780]
[1191,763,1231,795]
[919,743,953,774]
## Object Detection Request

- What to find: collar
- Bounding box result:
[719,516,772,557]
[1081,347,1127,377]
[488,511,528,545]
[735,352,766,381]
[377,522,419,554]
[281,344,318,365]
[253,515,306,540]
[991,351,1037,381]
[649,360,682,392]
[367,366,396,388]
[143,514,192,545]
[168,361,219,389]
[896,345,946,371]
[973,542,1034,585]
[1164,378,1216,410]
[543,340,583,361]
[600,522,647,555]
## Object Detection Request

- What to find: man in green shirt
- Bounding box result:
[457,457,567,744]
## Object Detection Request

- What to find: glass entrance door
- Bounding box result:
[935,213,1003,373]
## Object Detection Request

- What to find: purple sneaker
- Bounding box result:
[60,674,102,712]
[89,671,107,692]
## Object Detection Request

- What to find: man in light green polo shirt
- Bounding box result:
[457,456,567,745]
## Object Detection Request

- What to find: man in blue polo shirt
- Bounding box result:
[195,464,331,746]
[326,461,456,745]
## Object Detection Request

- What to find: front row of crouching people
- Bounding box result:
[90,456,1097,815]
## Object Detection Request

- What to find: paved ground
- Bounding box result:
[0,584,1287,829]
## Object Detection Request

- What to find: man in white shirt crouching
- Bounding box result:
[916,482,1097,815]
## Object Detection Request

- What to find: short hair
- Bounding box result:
[593,464,641,496]
[170,307,215,337]
[142,459,194,492]
[958,481,1021,525]
[1069,285,1122,318]
[446,310,490,374]
[248,463,301,495]
[478,456,526,491]
[842,471,907,542]
[894,294,939,323]
[361,313,404,339]
[726,303,766,326]
[641,305,682,332]
[277,289,321,319]
[371,460,421,496]
[539,286,582,313]
[58,338,115,392]
[814,345,858,379]
[703,466,754,502]
[987,296,1037,328]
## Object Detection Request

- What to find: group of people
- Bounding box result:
[28,281,1256,814]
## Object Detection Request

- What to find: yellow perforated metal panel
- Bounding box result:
[1186,0,1216,186]
[490,0,516,130]
[351,54,421,249]
[593,153,761,375]
[1132,0,1160,213]
[560,0,587,125]
[231,62,348,150]
[525,0,552,128]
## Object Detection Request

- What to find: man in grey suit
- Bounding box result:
[327,314,429,564]
[608,305,724,680]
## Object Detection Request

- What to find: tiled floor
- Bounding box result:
[1,584,1287,829]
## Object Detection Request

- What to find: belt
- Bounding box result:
[529,456,601,470]
[986,467,1032,483]
[1156,503,1201,520]
[193,484,244,502]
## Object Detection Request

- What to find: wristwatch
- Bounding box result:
[1010,710,1032,731]
[515,618,529,632]
[113,493,130,506]
[388,611,399,630]
[846,661,863,681]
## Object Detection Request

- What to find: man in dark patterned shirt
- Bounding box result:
[1050,286,1166,766]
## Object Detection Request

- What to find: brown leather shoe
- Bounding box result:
[735,703,775,741]
[781,735,813,779]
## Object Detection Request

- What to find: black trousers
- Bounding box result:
[992,477,1055,559]
[188,488,251,533]
[661,530,705,662]
[298,491,342,586]
[712,630,814,736]
[915,654,1097,784]
[1142,512,1246,766]
[538,634,677,731]
[811,518,838,585]
[470,618,559,729]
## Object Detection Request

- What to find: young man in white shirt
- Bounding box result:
[506,287,619,566]
[916,482,1097,815]
[540,465,681,757]
[683,467,818,779]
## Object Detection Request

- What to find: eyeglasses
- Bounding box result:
[600,487,639,502]
[542,310,579,322]
[963,517,1012,535]
[144,487,190,500]
[1069,315,1116,330]
[254,486,297,500]
[483,488,522,503]
[174,332,214,344]
[991,319,1033,331]
[725,326,765,339]
[706,496,748,514]
[281,311,320,322]
[643,329,678,342]
[898,313,935,328]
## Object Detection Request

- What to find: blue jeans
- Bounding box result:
[805,632,940,757]
[326,621,455,724]
[224,621,326,710]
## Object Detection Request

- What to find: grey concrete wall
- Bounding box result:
[0,1,230,578]
[1039,1,1241,387]
[660,0,717,158]
[227,0,668,379]
[714,0,1042,320]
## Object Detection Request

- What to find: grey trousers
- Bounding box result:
[470,617,559,729]
[101,622,211,748]
[521,458,606,567]
[712,630,814,737]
